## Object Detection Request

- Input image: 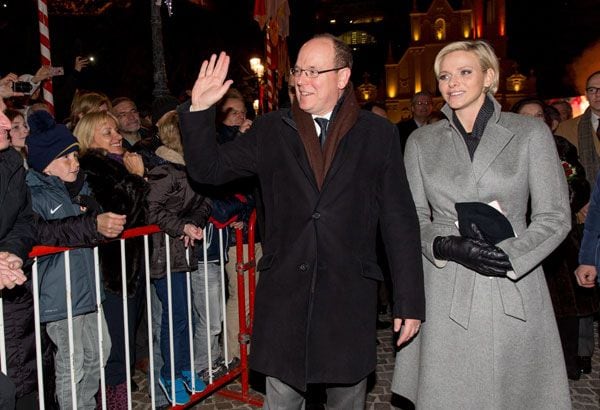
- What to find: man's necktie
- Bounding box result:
[315,117,329,147]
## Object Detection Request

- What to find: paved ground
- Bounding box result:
[131,320,600,409]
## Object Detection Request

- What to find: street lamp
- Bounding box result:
[250,57,265,114]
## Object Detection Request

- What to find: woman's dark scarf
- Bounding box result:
[452,95,494,160]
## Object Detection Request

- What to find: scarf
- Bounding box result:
[452,95,494,160]
[291,84,360,189]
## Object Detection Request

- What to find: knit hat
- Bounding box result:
[26,110,79,173]
[151,95,179,125]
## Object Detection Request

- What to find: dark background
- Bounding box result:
[1,0,599,114]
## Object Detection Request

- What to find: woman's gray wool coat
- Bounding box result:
[392,97,572,409]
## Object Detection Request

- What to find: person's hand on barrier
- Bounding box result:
[230,221,244,230]
[0,252,26,289]
[575,264,597,288]
[182,224,203,248]
[395,318,421,347]
[0,252,23,270]
[97,212,127,238]
[0,269,26,290]
[123,152,145,177]
[190,51,233,112]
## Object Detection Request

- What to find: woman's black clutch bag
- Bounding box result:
[455,202,515,245]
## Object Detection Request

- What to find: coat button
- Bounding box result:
[298,263,309,271]
[312,212,321,219]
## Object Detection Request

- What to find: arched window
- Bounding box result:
[434,18,446,41]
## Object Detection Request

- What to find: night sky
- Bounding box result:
[1,0,599,117]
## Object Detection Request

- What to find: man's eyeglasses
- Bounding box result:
[586,87,600,95]
[290,66,346,78]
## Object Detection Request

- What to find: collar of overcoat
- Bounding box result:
[291,84,360,190]
[441,94,516,183]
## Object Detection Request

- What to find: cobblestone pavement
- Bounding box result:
[131,321,600,409]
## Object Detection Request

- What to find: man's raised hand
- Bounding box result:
[190,52,234,112]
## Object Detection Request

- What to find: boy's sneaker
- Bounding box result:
[199,356,241,383]
[158,375,190,405]
[181,370,207,393]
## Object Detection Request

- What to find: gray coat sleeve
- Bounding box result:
[404,136,454,268]
[497,122,571,280]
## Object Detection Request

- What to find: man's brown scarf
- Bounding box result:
[291,85,360,190]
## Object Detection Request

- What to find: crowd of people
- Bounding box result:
[0,33,599,410]
[0,57,257,409]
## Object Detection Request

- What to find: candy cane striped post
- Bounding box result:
[37,0,54,114]
[265,29,274,112]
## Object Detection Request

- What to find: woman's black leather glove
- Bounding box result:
[433,235,512,277]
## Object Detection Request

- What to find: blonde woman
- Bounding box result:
[74,111,147,408]
[392,40,572,409]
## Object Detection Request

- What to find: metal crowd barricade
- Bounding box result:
[0,211,262,409]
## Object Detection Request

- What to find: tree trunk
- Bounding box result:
[151,0,170,98]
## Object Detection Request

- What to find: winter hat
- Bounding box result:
[151,95,179,125]
[26,110,79,173]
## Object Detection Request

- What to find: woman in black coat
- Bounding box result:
[74,111,148,407]
[0,101,37,408]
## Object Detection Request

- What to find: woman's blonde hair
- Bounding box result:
[433,40,500,94]
[73,111,119,154]
[70,91,112,129]
[157,111,183,155]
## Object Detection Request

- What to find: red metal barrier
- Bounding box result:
[27,215,262,408]
[28,224,162,258]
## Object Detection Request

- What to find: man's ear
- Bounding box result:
[337,67,351,90]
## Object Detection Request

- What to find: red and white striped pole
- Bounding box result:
[37,0,54,114]
[265,29,274,112]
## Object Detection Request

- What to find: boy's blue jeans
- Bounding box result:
[153,272,191,380]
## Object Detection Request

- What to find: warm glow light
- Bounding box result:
[249,57,261,73]
[514,83,521,92]
[435,32,442,40]
[413,29,420,41]
[329,19,336,24]
[253,99,259,114]
[387,85,397,99]
[256,64,265,78]
[463,27,470,38]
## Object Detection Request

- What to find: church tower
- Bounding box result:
[465,0,507,56]
[384,0,530,123]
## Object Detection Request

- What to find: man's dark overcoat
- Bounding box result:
[178,95,424,391]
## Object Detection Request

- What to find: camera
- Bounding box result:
[12,81,33,94]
